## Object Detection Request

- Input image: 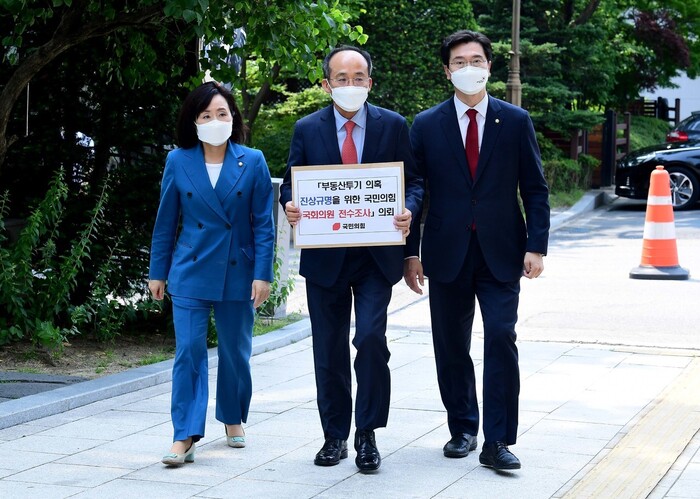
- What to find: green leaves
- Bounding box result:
[0,170,113,348]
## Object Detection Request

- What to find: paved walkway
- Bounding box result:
[0,190,698,498]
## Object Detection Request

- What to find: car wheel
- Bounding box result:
[667,166,699,210]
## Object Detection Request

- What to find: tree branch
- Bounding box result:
[0,3,165,169]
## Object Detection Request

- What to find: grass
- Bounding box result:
[550,188,586,209]
[18,367,41,374]
[629,115,670,150]
[95,349,115,374]
[138,351,175,366]
[253,313,303,337]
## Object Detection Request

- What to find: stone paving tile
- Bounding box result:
[622,353,694,368]
[239,454,359,487]
[0,448,60,471]
[83,406,170,428]
[437,465,574,499]
[516,432,610,457]
[0,433,108,454]
[547,391,652,426]
[0,422,50,441]
[69,478,207,499]
[119,392,171,413]
[666,475,700,498]
[519,372,591,413]
[197,477,325,499]
[6,461,129,487]
[38,415,148,441]
[249,406,322,438]
[0,480,85,498]
[57,433,166,469]
[522,418,622,441]
[318,460,470,498]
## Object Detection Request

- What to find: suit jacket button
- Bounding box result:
[237,191,242,197]
[192,256,198,262]
[197,223,203,229]
[187,192,193,198]
[225,223,232,230]
[230,260,237,266]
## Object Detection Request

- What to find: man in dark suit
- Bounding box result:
[280,46,423,473]
[404,30,550,471]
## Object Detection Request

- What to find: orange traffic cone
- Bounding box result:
[629,165,689,280]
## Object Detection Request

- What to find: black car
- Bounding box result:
[666,111,700,142]
[615,140,700,210]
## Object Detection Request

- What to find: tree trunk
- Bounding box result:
[574,0,602,25]
[0,3,163,171]
[245,63,281,141]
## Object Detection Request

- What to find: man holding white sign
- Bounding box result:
[280,46,423,473]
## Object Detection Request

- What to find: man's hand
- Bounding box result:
[285,201,301,226]
[522,252,544,279]
[403,258,424,295]
[149,279,166,301]
[251,280,271,308]
[393,208,412,237]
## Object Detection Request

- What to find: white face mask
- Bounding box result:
[329,86,369,112]
[195,119,232,146]
[450,66,489,95]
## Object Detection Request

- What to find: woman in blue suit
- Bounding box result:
[149,82,275,466]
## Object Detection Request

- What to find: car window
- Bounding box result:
[677,114,700,130]
[686,120,700,131]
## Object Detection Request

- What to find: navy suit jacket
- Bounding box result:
[149,142,275,301]
[280,103,424,287]
[408,96,550,283]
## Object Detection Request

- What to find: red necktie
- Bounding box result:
[465,109,479,180]
[341,121,358,164]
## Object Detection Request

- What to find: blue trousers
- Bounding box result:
[170,296,254,442]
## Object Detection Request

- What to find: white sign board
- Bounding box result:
[291,162,405,248]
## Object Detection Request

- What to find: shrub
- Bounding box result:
[0,169,106,349]
[0,169,162,351]
[258,245,296,319]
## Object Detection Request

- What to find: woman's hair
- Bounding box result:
[176,81,248,148]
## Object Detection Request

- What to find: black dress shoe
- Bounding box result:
[314,438,348,466]
[354,429,381,473]
[443,433,478,458]
[479,441,521,470]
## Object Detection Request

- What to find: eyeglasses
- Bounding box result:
[328,77,369,87]
[448,58,488,69]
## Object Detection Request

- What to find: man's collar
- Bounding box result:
[333,103,368,130]
[453,93,489,117]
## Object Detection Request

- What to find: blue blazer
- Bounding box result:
[280,103,424,287]
[408,96,550,283]
[149,142,275,301]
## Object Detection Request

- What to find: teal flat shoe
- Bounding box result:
[225,425,246,448]
[162,440,195,465]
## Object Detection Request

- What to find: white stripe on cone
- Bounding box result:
[643,221,677,240]
[647,195,672,205]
